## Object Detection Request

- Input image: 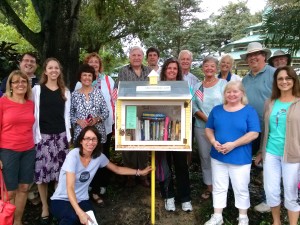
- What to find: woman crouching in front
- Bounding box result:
[50,126,151,225]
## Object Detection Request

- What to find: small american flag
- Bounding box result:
[195,84,204,101]
[112,88,118,101]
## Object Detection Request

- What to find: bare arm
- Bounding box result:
[221,131,259,154]
[106,162,152,176]
[66,172,93,225]
[205,128,222,151]
[195,110,208,122]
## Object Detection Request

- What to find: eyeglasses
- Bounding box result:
[277,77,293,82]
[83,137,98,142]
[11,80,28,85]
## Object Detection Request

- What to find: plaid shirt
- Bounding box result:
[114,64,152,89]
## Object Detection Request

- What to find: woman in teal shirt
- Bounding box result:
[256,66,300,225]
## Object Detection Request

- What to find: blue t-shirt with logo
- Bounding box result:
[51,148,109,202]
[206,104,260,165]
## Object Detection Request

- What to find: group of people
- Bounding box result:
[0,41,299,225]
[200,43,300,225]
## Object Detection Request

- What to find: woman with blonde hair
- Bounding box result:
[32,58,71,224]
[218,54,242,82]
[204,81,260,225]
[0,70,35,225]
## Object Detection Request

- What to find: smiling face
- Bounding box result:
[80,72,94,87]
[224,84,244,105]
[220,57,233,74]
[246,51,266,74]
[147,52,159,67]
[202,60,217,78]
[80,130,98,154]
[10,75,28,97]
[165,62,178,81]
[179,52,192,73]
[19,54,37,77]
[87,56,101,73]
[272,56,288,68]
[45,60,60,81]
[129,49,144,68]
[276,70,294,94]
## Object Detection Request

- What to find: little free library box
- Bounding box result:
[115,80,192,152]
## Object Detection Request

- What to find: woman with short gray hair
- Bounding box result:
[192,56,227,200]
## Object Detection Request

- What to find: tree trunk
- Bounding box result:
[39,0,81,90]
[0,0,81,91]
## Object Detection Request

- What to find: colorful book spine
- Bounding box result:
[142,112,166,118]
[163,117,169,141]
[175,120,179,140]
[141,116,165,121]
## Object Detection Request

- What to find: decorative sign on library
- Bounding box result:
[115,80,192,152]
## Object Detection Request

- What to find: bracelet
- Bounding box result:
[135,169,140,176]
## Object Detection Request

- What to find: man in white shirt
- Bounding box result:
[146,47,161,74]
[178,50,200,92]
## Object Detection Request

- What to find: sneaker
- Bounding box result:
[254,202,271,213]
[238,217,249,225]
[204,214,223,225]
[164,198,175,212]
[100,187,106,195]
[181,201,193,212]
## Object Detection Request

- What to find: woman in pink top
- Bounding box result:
[0,70,35,225]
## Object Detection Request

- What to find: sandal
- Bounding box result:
[91,193,105,207]
[39,215,51,225]
[201,190,212,200]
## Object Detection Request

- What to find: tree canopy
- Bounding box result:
[0,0,262,85]
[262,0,300,54]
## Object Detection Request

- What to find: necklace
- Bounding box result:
[204,78,216,84]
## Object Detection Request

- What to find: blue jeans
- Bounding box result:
[50,200,94,225]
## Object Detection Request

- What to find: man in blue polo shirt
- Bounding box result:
[241,42,276,213]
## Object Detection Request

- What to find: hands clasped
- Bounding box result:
[213,141,236,155]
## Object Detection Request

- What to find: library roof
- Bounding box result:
[117,81,192,100]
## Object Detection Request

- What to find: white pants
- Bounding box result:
[211,158,251,209]
[264,152,300,212]
[194,127,212,185]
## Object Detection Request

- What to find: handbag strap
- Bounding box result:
[0,169,9,202]
[105,75,115,120]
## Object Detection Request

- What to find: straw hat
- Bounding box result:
[268,50,291,67]
[240,42,271,60]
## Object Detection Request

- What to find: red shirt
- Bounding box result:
[0,96,35,151]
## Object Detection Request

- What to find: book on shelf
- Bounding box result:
[126,112,181,142]
[144,120,150,141]
[164,116,169,141]
[141,116,165,121]
[140,120,145,140]
[135,117,141,141]
[142,112,166,118]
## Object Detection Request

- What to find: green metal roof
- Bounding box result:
[226,49,300,61]
[222,35,263,51]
